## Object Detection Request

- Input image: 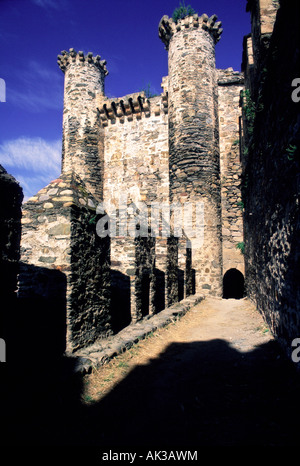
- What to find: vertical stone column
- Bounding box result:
[58,49,108,201]
[159,14,223,296]
[153,238,169,311]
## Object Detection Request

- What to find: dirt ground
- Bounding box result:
[78,297,300,447]
[83,297,273,402]
[3,297,300,447]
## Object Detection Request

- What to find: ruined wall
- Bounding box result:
[19,172,111,353]
[218,69,245,277]
[241,0,300,355]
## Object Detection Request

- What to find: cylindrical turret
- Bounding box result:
[159,14,223,296]
[58,48,108,201]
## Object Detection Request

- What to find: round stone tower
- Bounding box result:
[57,49,108,201]
[159,13,223,296]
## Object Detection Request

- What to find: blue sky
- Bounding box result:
[0,0,250,200]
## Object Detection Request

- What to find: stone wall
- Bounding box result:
[135,236,156,318]
[19,172,111,353]
[241,0,300,356]
[246,0,279,97]
[97,91,170,326]
[99,91,169,207]
[0,165,23,343]
[218,69,245,278]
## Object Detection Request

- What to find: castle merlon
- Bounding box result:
[97,92,168,126]
[158,13,223,49]
[57,48,109,75]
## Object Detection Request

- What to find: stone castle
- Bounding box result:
[19,10,245,353]
[1,0,299,362]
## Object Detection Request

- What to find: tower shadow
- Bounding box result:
[78,339,300,447]
[3,335,300,446]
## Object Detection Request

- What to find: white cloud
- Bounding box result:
[0,137,61,201]
[0,137,61,173]
[8,61,63,112]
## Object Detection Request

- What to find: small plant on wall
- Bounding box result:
[236,241,245,255]
[141,82,158,98]
[172,1,196,22]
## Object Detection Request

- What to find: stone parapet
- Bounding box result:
[74,294,203,373]
[57,48,108,76]
[159,13,223,50]
[97,92,168,127]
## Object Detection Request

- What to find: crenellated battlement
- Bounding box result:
[57,48,109,75]
[158,13,223,49]
[97,92,168,127]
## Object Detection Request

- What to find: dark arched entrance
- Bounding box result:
[223,268,244,299]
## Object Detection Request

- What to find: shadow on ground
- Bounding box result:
[1,336,300,447]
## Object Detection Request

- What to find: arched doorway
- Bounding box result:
[223,268,244,299]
